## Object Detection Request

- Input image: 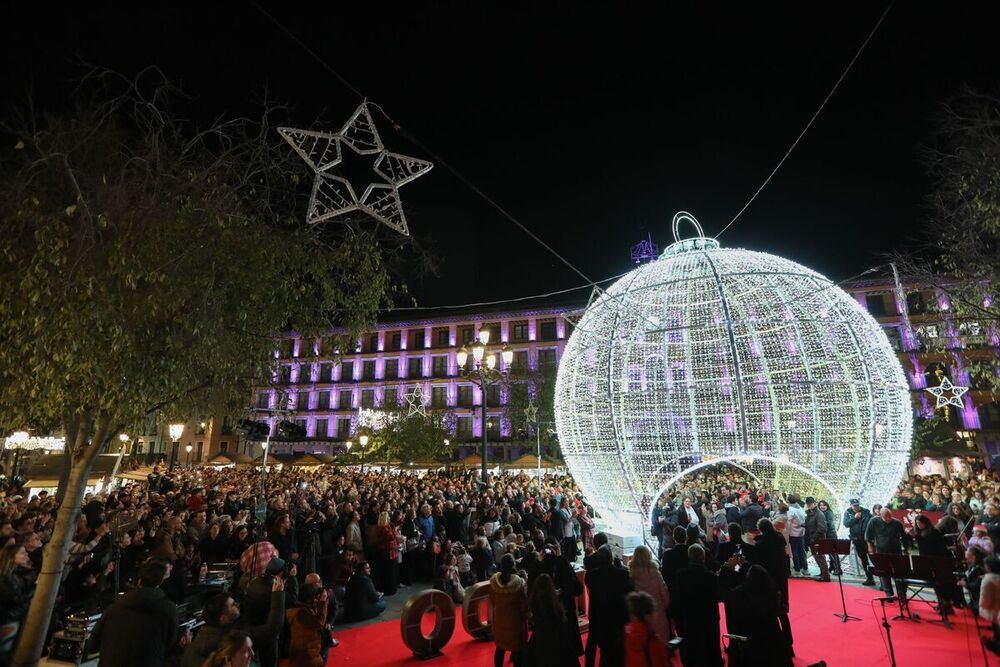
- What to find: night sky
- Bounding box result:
[5,2,999,308]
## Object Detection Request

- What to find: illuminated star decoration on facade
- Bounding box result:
[925,376,969,409]
[405,385,428,418]
[278,103,432,236]
[524,403,539,425]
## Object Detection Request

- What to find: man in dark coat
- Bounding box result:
[345,560,386,621]
[181,580,285,667]
[748,518,793,653]
[92,560,177,667]
[672,544,722,667]
[865,507,905,595]
[843,498,875,585]
[584,545,632,667]
[804,497,830,582]
[660,526,689,598]
[739,496,764,535]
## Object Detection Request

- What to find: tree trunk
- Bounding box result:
[13,412,109,667]
[55,414,81,502]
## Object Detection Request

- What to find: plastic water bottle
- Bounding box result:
[199,563,208,584]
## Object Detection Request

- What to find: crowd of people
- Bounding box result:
[1,460,1000,666]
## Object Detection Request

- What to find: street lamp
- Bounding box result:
[185,444,193,467]
[456,329,513,486]
[524,402,541,486]
[359,434,369,474]
[168,423,184,472]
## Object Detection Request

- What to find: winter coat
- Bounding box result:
[671,563,721,666]
[286,604,327,667]
[786,505,806,538]
[865,517,905,554]
[0,568,33,624]
[630,566,671,645]
[718,567,793,667]
[624,618,669,667]
[92,586,177,667]
[822,508,838,538]
[525,598,577,667]
[181,591,285,667]
[345,572,382,622]
[739,503,764,534]
[585,561,633,640]
[804,508,828,546]
[843,507,873,540]
[489,573,529,651]
[980,572,1000,625]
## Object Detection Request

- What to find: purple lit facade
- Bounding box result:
[251,306,572,456]
[846,276,1000,460]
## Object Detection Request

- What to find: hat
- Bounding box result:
[849,498,861,506]
[804,496,816,505]
[264,557,287,575]
[975,524,988,533]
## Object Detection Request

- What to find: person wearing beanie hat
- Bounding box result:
[843,499,875,585]
[804,497,830,581]
[971,524,996,556]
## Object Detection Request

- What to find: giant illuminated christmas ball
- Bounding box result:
[555,213,912,538]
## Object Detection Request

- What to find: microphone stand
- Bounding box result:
[877,596,898,667]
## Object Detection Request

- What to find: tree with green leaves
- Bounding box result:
[910,414,966,457]
[361,405,454,465]
[0,70,400,666]
[893,88,1000,391]
[502,364,558,450]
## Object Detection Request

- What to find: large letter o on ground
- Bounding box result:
[461,581,493,639]
[400,589,456,658]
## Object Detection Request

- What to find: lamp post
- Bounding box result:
[168,423,184,472]
[524,403,541,487]
[185,444,193,467]
[359,434,369,474]
[456,329,513,486]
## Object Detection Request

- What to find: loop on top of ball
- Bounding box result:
[672,211,705,242]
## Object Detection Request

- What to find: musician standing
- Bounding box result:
[864,508,905,595]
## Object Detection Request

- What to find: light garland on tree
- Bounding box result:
[357,408,397,431]
[3,432,65,451]
[554,212,912,540]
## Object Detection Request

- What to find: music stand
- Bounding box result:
[870,553,915,622]
[816,539,860,622]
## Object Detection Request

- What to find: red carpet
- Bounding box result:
[331,579,999,666]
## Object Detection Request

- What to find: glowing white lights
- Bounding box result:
[405,385,428,418]
[278,103,433,236]
[2,432,65,451]
[925,376,968,409]
[554,213,912,539]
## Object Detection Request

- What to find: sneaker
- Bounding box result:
[862,578,876,586]
[330,638,340,648]
[814,576,832,582]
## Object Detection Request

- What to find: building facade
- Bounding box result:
[249,305,574,458]
[131,416,239,465]
[844,275,1000,461]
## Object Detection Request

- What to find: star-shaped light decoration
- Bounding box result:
[925,376,969,409]
[404,385,428,418]
[524,403,539,425]
[278,103,432,236]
